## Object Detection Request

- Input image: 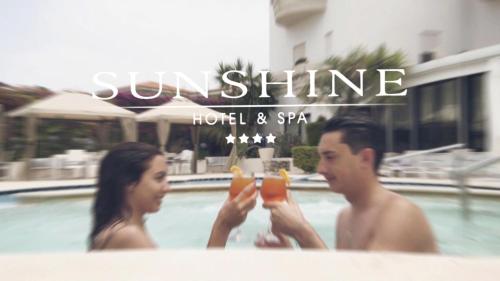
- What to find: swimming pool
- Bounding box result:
[1,190,500,255]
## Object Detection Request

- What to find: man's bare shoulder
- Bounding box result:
[370,192,438,253]
[337,206,352,220]
[335,206,352,230]
[335,206,351,249]
[381,192,430,230]
[385,192,421,215]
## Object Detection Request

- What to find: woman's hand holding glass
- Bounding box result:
[223,166,257,241]
[208,180,257,247]
[217,182,257,230]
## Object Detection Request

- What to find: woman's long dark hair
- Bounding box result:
[88,142,162,249]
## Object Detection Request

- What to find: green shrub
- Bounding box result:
[276,133,303,157]
[292,146,319,173]
[306,116,326,145]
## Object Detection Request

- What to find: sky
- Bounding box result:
[0,0,270,92]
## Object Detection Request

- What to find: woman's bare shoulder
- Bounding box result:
[94,222,155,250]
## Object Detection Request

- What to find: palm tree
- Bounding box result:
[298,45,406,115]
[215,58,278,131]
[208,58,279,156]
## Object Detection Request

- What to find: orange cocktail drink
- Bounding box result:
[229,165,255,200]
[260,176,287,203]
[229,176,256,200]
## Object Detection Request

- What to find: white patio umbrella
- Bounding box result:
[136,97,237,173]
[7,91,137,178]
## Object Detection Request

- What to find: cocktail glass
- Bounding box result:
[228,168,256,241]
[259,169,289,243]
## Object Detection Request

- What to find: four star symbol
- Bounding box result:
[225,134,235,144]
[265,133,276,144]
[239,133,249,143]
[252,133,263,144]
[225,133,277,144]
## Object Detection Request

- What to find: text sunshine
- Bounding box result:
[91,69,407,100]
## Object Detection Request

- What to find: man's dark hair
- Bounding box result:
[322,113,385,171]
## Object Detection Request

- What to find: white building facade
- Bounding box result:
[268,0,500,153]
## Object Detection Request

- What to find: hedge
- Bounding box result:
[292,146,319,173]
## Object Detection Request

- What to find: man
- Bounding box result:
[258,114,438,252]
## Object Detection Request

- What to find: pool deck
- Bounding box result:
[0,249,499,281]
[1,173,500,199]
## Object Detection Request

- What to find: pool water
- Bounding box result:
[1,191,500,255]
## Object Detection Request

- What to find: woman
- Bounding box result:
[89,142,256,250]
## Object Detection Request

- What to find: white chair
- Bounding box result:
[165,152,177,175]
[206,156,228,173]
[61,150,88,179]
[174,150,193,174]
[0,162,10,180]
[29,158,54,180]
[84,152,100,178]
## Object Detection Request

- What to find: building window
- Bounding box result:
[392,102,411,153]
[420,52,435,63]
[385,74,485,152]
[293,42,306,66]
[419,30,441,63]
[467,74,485,151]
[324,30,333,58]
[417,79,458,149]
